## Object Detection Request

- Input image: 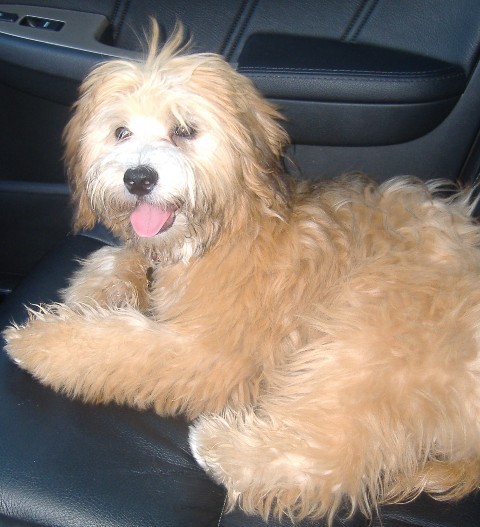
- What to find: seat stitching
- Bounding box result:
[114,0,131,44]
[109,0,131,44]
[221,0,260,61]
[216,495,228,527]
[342,0,380,42]
[239,70,465,84]
[350,0,380,42]
[238,65,461,77]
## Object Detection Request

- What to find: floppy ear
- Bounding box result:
[190,54,291,213]
[238,80,292,214]
[63,88,97,232]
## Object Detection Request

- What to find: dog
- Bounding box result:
[4,23,480,524]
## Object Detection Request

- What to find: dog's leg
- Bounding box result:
[189,409,354,522]
[62,246,151,311]
[189,333,480,523]
[2,305,257,418]
[189,410,480,523]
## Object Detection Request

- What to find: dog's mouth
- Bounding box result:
[130,202,177,237]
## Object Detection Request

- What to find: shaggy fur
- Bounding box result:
[4,24,480,523]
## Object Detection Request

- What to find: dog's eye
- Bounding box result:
[115,127,133,142]
[172,124,196,141]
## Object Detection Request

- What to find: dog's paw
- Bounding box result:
[188,415,240,487]
[188,415,284,518]
[62,246,151,310]
[63,277,140,309]
[106,279,147,308]
[188,413,325,521]
[3,303,75,377]
[3,323,25,366]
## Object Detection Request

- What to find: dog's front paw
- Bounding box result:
[3,303,160,406]
[62,246,151,311]
[3,304,76,382]
[4,306,46,367]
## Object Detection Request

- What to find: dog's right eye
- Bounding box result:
[115,127,133,142]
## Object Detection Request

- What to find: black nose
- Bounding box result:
[123,166,159,196]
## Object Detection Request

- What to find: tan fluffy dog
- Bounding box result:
[4,25,480,523]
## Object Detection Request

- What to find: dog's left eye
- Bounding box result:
[172,124,196,140]
[115,127,133,142]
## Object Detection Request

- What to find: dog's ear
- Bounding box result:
[63,96,97,232]
[186,53,291,214]
[238,83,292,214]
[63,58,131,232]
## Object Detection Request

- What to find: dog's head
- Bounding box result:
[64,23,290,262]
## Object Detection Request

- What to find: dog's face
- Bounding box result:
[64,28,290,262]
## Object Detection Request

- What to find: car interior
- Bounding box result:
[1,1,480,526]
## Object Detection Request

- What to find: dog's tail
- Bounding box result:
[426,178,480,218]
[463,179,480,217]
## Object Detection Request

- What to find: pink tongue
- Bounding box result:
[130,203,174,237]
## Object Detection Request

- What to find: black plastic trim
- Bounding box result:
[277,96,460,147]
[238,33,466,146]
[238,34,466,103]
